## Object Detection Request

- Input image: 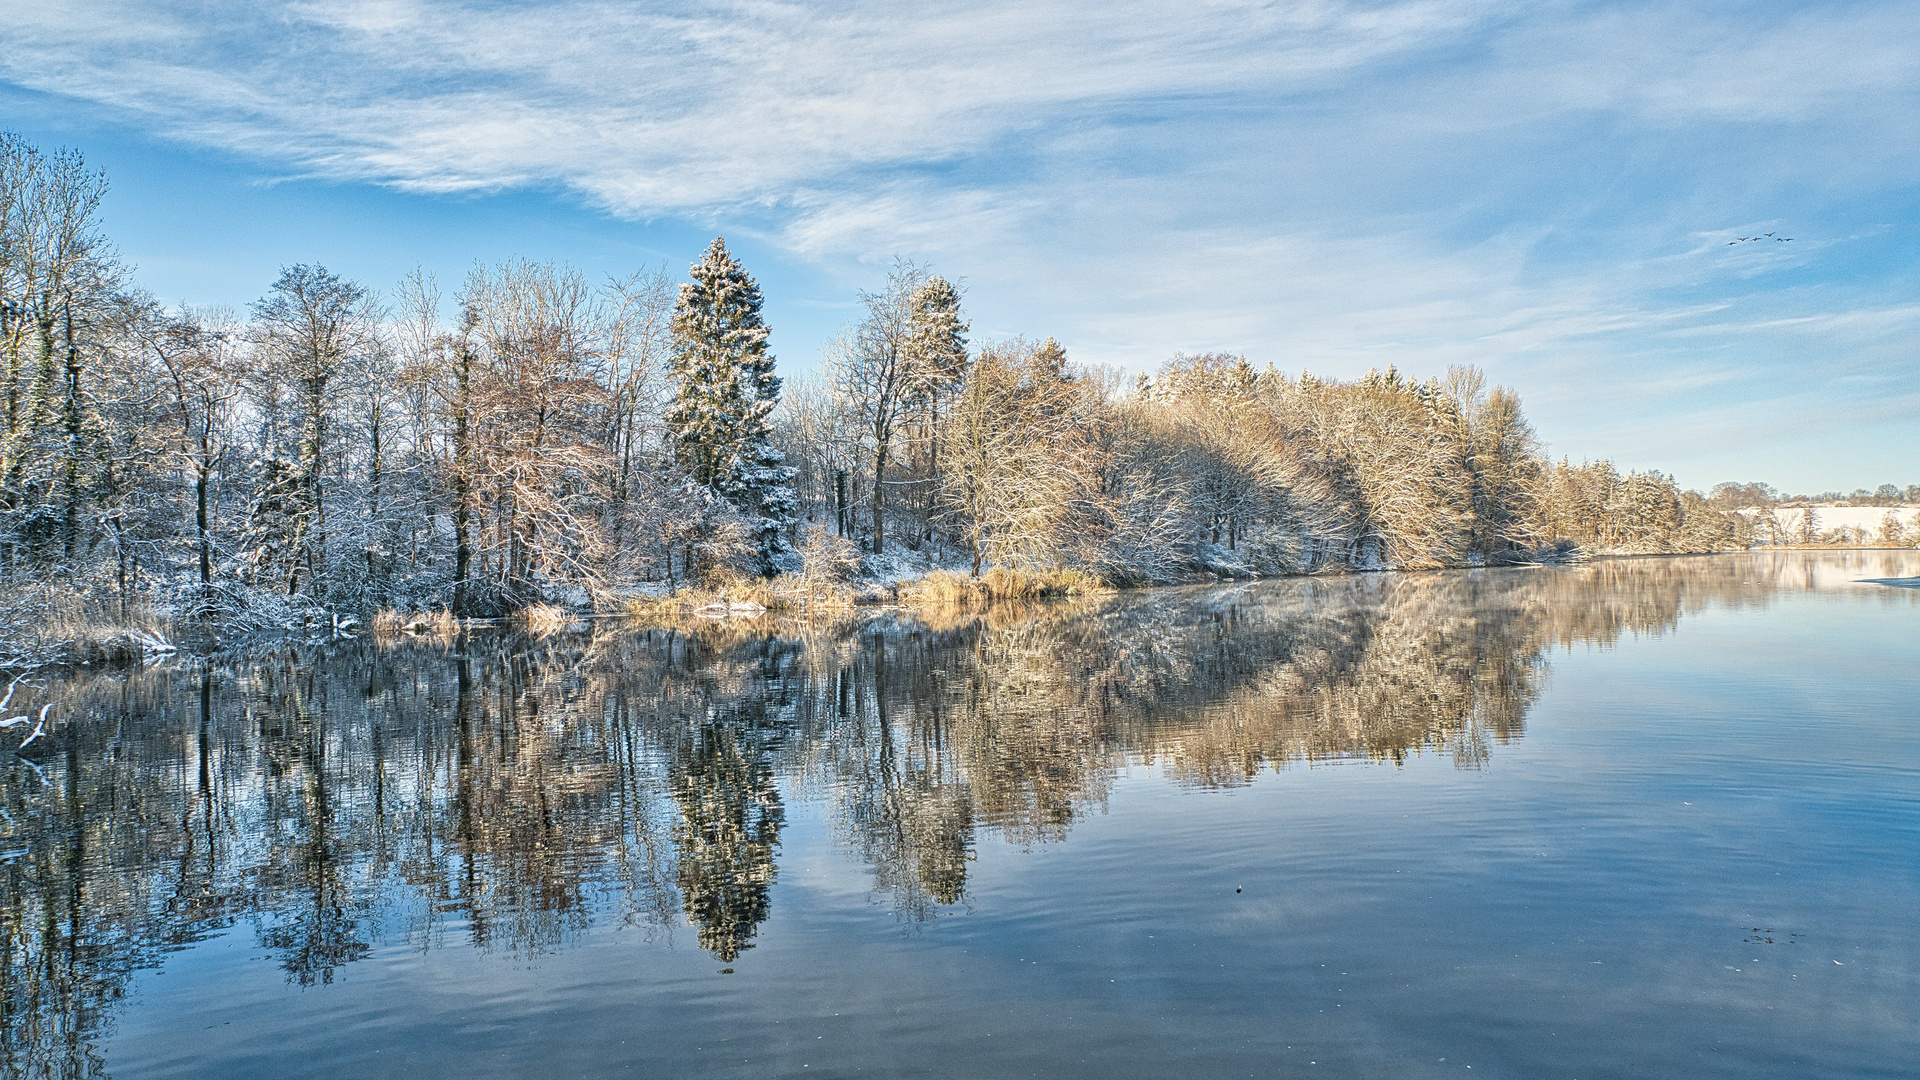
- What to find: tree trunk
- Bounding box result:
[452,495,472,614]
[871,442,888,555]
[451,344,475,615]
[925,433,938,546]
[196,459,212,588]
[369,408,382,521]
[61,299,83,563]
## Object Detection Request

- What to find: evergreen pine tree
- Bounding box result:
[238,456,312,595]
[1032,336,1068,382]
[666,238,797,574]
[905,275,970,395]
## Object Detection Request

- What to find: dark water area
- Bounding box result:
[3,550,1917,1079]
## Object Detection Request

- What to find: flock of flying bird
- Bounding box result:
[1730,233,1792,244]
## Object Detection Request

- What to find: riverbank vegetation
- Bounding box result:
[3,133,1916,665]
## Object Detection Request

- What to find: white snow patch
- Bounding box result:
[857,541,972,584]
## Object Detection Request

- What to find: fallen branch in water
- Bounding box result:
[17,704,54,749]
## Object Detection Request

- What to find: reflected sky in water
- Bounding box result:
[3,551,1918,1079]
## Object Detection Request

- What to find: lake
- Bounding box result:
[3,550,1917,1079]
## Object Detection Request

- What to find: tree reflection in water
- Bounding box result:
[672,717,784,962]
[2,551,1914,1076]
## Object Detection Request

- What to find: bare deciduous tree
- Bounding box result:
[828,261,967,556]
[941,340,1088,574]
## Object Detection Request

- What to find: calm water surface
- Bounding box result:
[3,551,1917,1079]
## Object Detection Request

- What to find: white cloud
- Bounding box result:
[3,0,1492,209]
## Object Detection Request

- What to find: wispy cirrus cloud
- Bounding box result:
[14,2,1915,217]
[4,0,1490,208]
[5,1,1920,487]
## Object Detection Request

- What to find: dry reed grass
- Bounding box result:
[371,608,460,641]
[618,593,686,618]
[902,567,1110,607]
[512,603,584,637]
[1,583,175,668]
[618,571,864,626]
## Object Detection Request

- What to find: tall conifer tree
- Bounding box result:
[666,238,797,574]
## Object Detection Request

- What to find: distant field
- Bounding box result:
[1739,504,1919,541]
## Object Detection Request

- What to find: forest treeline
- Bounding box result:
[3,134,1910,637]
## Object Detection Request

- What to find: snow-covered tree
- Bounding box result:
[902,275,970,545]
[237,456,311,594]
[0,134,127,567]
[826,262,972,556]
[904,275,969,399]
[249,263,378,596]
[666,238,797,575]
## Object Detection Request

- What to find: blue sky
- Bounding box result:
[5,0,1917,493]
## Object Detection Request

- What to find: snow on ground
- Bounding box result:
[857,539,973,583]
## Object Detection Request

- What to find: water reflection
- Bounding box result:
[674,716,785,961]
[1,551,1915,1077]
